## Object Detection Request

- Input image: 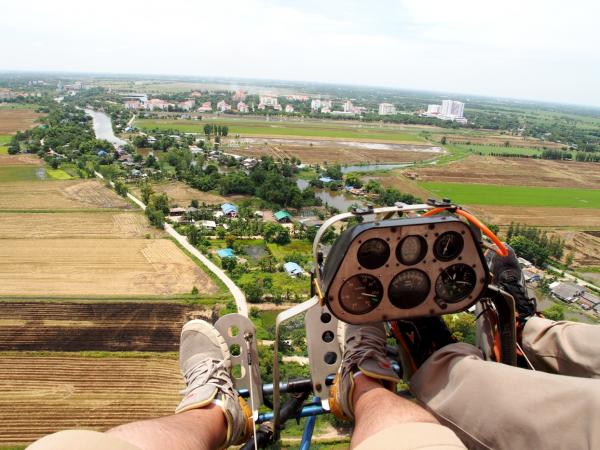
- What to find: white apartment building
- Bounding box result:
[285,104,294,113]
[237,102,249,113]
[427,104,441,115]
[259,95,279,107]
[311,99,322,111]
[343,100,354,113]
[378,103,396,115]
[217,100,231,112]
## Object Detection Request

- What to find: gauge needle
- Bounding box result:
[361,293,378,297]
[455,281,471,285]
[443,238,451,254]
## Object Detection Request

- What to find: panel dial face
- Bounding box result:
[396,235,427,265]
[339,274,384,314]
[357,238,390,270]
[433,231,464,261]
[435,264,477,303]
[388,269,431,309]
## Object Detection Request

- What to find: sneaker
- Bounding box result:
[175,319,252,448]
[329,323,401,422]
[486,245,537,324]
[393,317,456,372]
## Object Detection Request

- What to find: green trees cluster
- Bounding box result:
[113,180,128,197]
[506,222,564,266]
[145,193,169,229]
[203,124,229,137]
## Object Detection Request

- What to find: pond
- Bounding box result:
[244,244,267,262]
[85,109,127,148]
[296,179,364,212]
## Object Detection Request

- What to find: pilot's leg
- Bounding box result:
[522,316,600,377]
[410,342,600,450]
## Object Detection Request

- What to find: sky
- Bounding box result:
[1,0,599,107]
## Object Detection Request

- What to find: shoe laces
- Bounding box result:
[345,329,389,369]
[181,358,235,399]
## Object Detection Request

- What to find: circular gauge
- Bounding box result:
[435,264,477,303]
[339,274,384,314]
[357,238,390,270]
[388,269,431,309]
[396,235,428,265]
[433,231,464,261]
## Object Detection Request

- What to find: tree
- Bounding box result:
[151,193,170,215]
[225,234,236,249]
[542,304,565,321]
[243,283,264,303]
[140,181,154,205]
[440,136,447,145]
[221,256,237,271]
[263,223,291,245]
[443,313,476,345]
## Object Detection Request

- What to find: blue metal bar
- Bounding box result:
[300,397,319,450]
[256,404,326,424]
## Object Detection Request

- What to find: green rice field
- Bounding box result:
[136,118,424,142]
[420,182,600,208]
[450,144,542,157]
[0,135,10,154]
[0,166,72,182]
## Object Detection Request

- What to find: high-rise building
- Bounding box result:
[441,100,464,119]
[427,104,441,114]
[378,103,396,115]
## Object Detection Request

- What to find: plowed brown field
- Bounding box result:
[0,154,41,166]
[0,179,132,210]
[0,355,182,445]
[0,212,162,239]
[0,302,212,351]
[0,239,217,296]
[407,156,600,189]
[0,109,43,134]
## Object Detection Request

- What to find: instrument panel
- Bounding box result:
[322,216,489,324]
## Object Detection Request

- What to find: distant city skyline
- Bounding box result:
[1,0,599,108]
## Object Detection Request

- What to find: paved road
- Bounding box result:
[546,264,598,290]
[95,171,248,316]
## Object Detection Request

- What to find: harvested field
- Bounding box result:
[407,155,600,189]
[0,109,42,134]
[0,239,217,296]
[0,212,162,239]
[554,230,600,267]
[0,302,213,351]
[430,131,565,149]
[232,138,439,164]
[468,205,600,228]
[131,181,246,207]
[0,153,40,166]
[0,355,181,445]
[0,179,132,210]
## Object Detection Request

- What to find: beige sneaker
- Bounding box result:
[175,319,252,448]
[329,322,401,422]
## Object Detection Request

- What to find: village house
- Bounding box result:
[196,220,217,231]
[221,203,238,218]
[197,102,212,112]
[124,99,142,109]
[146,99,172,111]
[237,102,249,113]
[283,262,305,277]
[274,210,293,223]
[178,100,194,111]
[285,104,294,113]
[217,100,231,112]
[549,281,585,303]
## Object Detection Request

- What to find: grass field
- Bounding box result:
[420,182,600,208]
[0,166,44,182]
[0,135,9,154]
[136,118,425,143]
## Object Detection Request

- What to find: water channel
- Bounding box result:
[85,109,127,148]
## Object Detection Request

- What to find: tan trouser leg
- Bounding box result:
[522,317,600,378]
[410,343,600,450]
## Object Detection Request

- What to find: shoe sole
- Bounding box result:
[181,319,231,364]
